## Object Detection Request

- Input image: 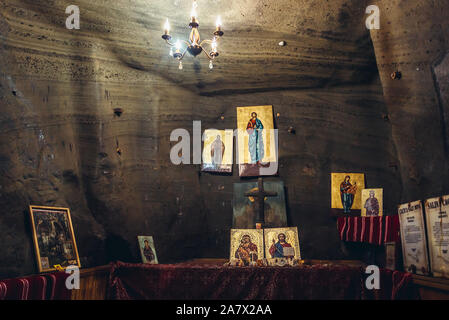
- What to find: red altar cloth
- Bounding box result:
[337,215,400,245]
[108,261,416,300]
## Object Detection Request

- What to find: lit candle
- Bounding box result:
[216,16,222,29]
[172,40,182,59]
[211,38,217,53]
[164,18,170,36]
[214,16,223,36]
[191,2,198,23]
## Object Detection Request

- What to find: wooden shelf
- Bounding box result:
[412,274,449,291]
[72,265,110,300]
[412,274,449,300]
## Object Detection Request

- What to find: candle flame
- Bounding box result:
[191,2,197,18]
[216,16,222,28]
[164,18,170,32]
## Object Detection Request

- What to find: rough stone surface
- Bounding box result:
[370,0,449,201]
[0,0,446,277]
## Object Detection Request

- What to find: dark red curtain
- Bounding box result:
[0,272,70,300]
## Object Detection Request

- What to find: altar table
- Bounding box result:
[108,260,417,300]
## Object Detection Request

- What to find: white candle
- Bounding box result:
[164,18,170,35]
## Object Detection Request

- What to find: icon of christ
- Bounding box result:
[269,233,294,258]
[246,112,264,165]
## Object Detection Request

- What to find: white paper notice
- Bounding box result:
[425,195,449,278]
[398,200,430,275]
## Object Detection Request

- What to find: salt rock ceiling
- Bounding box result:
[1,0,449,277]
[1,0,376,94]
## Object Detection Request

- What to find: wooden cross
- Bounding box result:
[244,178,278,226]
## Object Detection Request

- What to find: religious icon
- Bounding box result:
[237,105,278,177]
[137,236,158,264]
[246,112,265,164]
[29,206,81,273]
[264,227,301,260]
[233,180,287,229]
[201,129,233,173]
[230,229,264,266]
[40,257,50,270]
[361,188,383,217]
[331,173,365,214]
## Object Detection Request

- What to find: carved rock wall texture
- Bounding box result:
[370,0,449,201]
[0,0,443,277]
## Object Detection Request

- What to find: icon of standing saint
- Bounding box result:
[246,112,264,165]
[340,175,358,213]
[211,135,225,166]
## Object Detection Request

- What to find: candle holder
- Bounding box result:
[162,0,223,69]
[214,26,224,37]
[162,33,171,41]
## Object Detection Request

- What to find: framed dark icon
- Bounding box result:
[29,205,81,273]
[233,181,288,229]
[137,236,158,264]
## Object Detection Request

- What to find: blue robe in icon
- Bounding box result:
[246,118,264,163]
[340,181,355,213]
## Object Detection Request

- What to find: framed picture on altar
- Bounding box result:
[201,129,233,173]
[331,173,365,216]
[236,105,278,177]
[233,181,288,229]
[264,227,301,260]
[137,236,158,264]
[361,188,383,217]
[230,229,264,266]
[29,205,81,273]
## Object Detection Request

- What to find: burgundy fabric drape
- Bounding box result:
[44,272,72,300]
[363,269,418,300]
[384,215,400,243]
[337,215,400,245]
[0,281,6,300]
[0,272,71,300]
[108,261,417,300]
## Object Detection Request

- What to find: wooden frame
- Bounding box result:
[29,205,81,273]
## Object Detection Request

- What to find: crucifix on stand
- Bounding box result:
[245,178,278,228]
